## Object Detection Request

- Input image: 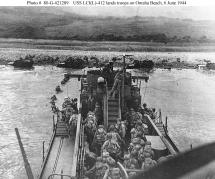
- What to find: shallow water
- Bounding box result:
[142,68,215,150]
[0,66,81,179]
[0,65,215,178]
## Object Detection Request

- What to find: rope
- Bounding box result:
[142,82,148,102]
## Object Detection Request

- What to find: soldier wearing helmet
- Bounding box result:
[141,155,157,171]
[94,102,103,125]
[102,133,121,161]
[109,69,124,97]
[129,108,143,128]
[102,152,116,167]
[129,152,139,169]
[107,124,123,145]
[103,167,122,179]
[143,141,155,159]
[131,123,146,141]
[128,171,137,177]
[96,76,106,108]
[85,156,109,179]
[123,154,131,168]
[92,125,107,155]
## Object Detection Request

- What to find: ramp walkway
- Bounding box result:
[39,116,81,179]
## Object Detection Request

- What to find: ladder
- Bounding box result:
[55,121,69,137]
[107,98,120,126]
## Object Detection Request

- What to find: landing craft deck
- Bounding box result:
[37,56,180,179]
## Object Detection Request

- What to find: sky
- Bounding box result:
[64,6,215,20]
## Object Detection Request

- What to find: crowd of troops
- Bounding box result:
[82,102,162,179]
[50,71,168,179]
[50,94,79,135]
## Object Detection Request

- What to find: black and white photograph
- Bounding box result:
[0,4,215,179]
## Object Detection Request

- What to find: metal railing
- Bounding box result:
[118,86,122,120]
[104,81,109,130]
[70,114,81,177]
[77,119,86,178]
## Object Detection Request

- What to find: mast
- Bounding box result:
[121,54,126,112]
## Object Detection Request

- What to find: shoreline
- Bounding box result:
[0,38,215,52]
[0,46,213,69]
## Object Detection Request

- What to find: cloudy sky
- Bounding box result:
[64,6,215,20]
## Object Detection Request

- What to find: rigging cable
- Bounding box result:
[142,82,148,102]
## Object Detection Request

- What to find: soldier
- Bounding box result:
[123,154,130,168]
[131,137,142,148]
[93,125,107,155]
[123,153,139,169]
[68,113,78,135]
[61,108,67,121]
[109,69,123,97]
[141,154,157,171]
[71,98,78,114]
[94,102,103,125]
[87,111,97,124]
[131,123,147,141]
[107,125,123,145]
[55,85,62,93]
[144,141,155,159]
[138,146,145,164]
[102,133,121,161]
[102,152,116,167]
[62,97,69,108]
[84,117,97,145]
[129,108,142,128]
[128,171,137,177]
[130,148,139,161]
[142,103,151,115]
[51,95,57,101]
[103,167,122,179]
[65,106,73,123]
[129,151,140,169]
[115,119,127,140]
[150,108,157,120]
[85,156,109,179]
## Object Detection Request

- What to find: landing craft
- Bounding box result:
[16,55,215,179]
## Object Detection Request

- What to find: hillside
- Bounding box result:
[0,7,215,42]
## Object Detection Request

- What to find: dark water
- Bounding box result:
[0,66,215,178]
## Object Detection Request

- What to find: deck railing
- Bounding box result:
[104,81,109,130]
[70,114,81,177]
[117,162,128,179]
[38,115,57,179]
[146,114,177,155]
[118,86,122,120]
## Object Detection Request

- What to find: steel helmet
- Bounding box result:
[124,154,130,160]
[97,77,105,83]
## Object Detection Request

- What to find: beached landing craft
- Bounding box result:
[15,55,215,179]
[8,55,34,68]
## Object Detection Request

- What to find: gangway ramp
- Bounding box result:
[39,115,81,179]
[39,136,75,179]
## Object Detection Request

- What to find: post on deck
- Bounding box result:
[121,54,125,112]
[165,116,168,132]
[53,115,55,131]
[42,141,45,162]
